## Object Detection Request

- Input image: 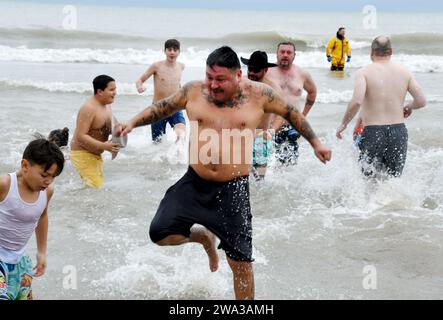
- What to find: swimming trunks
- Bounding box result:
[253,135,273,167]
[149,167,253,262]
[274,125,300,165]
[0,255,33,300]
[70,150,104,188]
[151,111,186,142]
[358,123,408,177]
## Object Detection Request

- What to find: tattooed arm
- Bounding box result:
[120,82,195,135]
[262,85,317,143]
[262,85,331,163]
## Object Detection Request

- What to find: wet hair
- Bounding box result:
[164,39,180,50]
[277,41,296,52]
[206,46,240,70]
[371,36,392,57]
[93,75,115,95]
[48,127,69,147]
[23,138,65,176]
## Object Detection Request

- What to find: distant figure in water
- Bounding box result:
[336,36,426,178]
[326,27,352,71]
[48,127,69,148]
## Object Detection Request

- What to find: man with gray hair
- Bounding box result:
[336,36,426,178]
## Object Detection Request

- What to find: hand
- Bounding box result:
[263,130,274,140]
[33,253,47,277]
[117,122,134,136]
[257,130,273,140]
[336,124,347,139]
[314,144,332,164]
[137,86,146,94]
[346,56,351,63]
[403,106,412,118]
[327,55,332,63]
[104,141,120,154]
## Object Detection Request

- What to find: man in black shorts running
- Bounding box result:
[119,46,331,299]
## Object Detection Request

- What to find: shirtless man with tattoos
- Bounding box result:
[119,46,331,300]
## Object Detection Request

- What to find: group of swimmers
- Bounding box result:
[0,33,426,300]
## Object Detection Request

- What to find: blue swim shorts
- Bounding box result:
[151,111,186,142]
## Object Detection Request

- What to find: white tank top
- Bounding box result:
[0,172,47,264]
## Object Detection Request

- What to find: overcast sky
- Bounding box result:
[16,0,443,12]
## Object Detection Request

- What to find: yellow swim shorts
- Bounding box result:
[70,150,104,188]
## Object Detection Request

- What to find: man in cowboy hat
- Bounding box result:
[241,51,281,180]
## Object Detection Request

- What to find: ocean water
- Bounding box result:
[0,1,442,299]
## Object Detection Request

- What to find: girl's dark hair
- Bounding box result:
[23,138,65,176]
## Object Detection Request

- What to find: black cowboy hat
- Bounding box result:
[241,51,277,69]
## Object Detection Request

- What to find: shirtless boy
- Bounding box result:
[70,75,120,188]
[136,39,186,143]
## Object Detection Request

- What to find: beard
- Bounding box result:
[279,59,291,68]
[248,74,260,81]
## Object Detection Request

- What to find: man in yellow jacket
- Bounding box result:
[326,27,351,71]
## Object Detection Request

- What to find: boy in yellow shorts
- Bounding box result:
[70,75,121,188]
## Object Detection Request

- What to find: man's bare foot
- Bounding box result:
[190,226,219,272]
[201,229,219,272]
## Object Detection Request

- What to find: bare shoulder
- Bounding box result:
[182,80,204,97]
[243,78,265,93]
[152,61,162,68]
[148,61,161,72]
[265,67,279,79]
[0,174,11,201]
[46,184,55,201]
[78,100,96,116]
[243,79,279,104]
[355,67,368,78]
[303,69,315,85]
[393,62,412,76]
[263,77,282,95]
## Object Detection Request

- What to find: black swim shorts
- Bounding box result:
[358,123,408,178]
[274,124,300,165]
[149,167,253,262]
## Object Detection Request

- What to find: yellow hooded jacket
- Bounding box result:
[326,36,351,67]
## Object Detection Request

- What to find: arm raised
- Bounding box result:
[136,63,156,94]
[121,81,195,135]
